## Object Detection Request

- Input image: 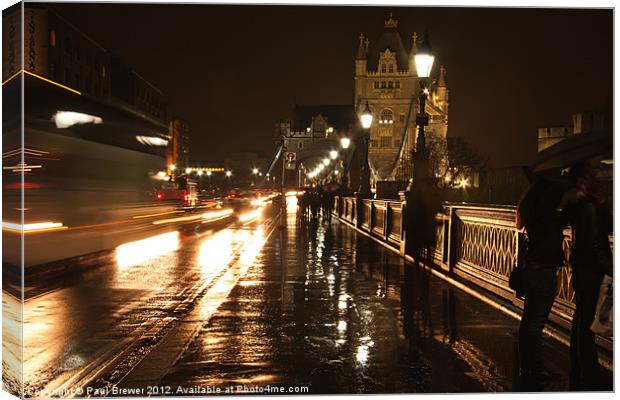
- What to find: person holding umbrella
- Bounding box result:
[516,175,573,388]
[566,162,613,390]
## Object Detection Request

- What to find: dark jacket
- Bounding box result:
[569,197,613,281]
[519,179,567,266]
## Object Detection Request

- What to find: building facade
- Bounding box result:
[276,104,358,188]
[354,14,449,181]
[3,5,189,175]
[537,111,610,152]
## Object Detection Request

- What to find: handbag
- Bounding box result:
[590,275,613,337]
[509,234,527,297]
[509,264,526,297]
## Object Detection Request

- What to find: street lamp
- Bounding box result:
[412,30,435,163]
[339,137,352,190]
[415,31,435,79]
[323,158,330,166]
[170,164,176,172]
[252,168,259,175]
[329,150,338,160]
[185,167,192,174]
[206,170,212,177]
[225,170,232,177]
[403,30,437,260]
[358,101,373,198]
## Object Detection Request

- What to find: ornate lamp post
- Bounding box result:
[339,137,351,190]
[410,30,435,187]
[404,30,437,261]
[358,101,373,198]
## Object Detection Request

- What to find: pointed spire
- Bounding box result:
[438,65,447,87]
[364,37,369,53]
[384,12,398,28]
[356,33,367,59]
[410,32,418,55]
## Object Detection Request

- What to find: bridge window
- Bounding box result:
[380,109,393,124]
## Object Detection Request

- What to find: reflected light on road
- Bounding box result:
[115,231,180,269]
[239,208,262,223]
[286,195,298,211]
[2,294,22,391]
[202,208,233,222]
[356,345,369,365]
[238,227,264,267]
[198,230,235,277]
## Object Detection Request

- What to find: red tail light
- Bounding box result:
[156,193,163,200]
[184,194,189,201]
[228,194,237,199]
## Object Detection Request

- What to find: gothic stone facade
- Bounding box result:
[354,15,449,181]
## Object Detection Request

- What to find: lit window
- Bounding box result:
[380,81,386,89]
[395,81,401,89]
[380,109,393,124]
[374,81,379,89]
[380,136,392,148]
[388,81,394,89]
[381,64,386,73]
[388,64,394,73]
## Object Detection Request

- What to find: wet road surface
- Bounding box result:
[160,203,579,394]
[6,198,611,396]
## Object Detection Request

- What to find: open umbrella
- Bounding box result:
[531,128,612,174]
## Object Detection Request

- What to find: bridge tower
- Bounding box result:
[354,13,449,186]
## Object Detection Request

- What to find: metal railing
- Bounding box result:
[333,196,612,336]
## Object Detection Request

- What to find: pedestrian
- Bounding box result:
[516,176,571,386]
[566,162,613,390]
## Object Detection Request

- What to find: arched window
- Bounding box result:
[380,109,393,124]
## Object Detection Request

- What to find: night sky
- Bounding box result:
[51,3,612,168]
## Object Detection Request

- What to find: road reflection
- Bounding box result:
[115,231,180,270]
[16,204,275,394]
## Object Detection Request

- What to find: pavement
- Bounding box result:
[5,198,612,397]
[160,203,596,394]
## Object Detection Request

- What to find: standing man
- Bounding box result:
[567,162,613,390]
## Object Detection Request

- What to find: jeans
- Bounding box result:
[569,268,603,390]
[518,264,558,374]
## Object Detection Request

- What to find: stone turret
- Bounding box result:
[355,33,367,76]
[408,32,418,76]
[435,65,449,112]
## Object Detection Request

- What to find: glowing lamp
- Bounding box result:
[360,102,373,129]
[329,150,338,160]
[414,31,435,78]
[340,137,351,149]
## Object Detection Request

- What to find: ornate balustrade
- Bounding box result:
[333,196,613,333]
